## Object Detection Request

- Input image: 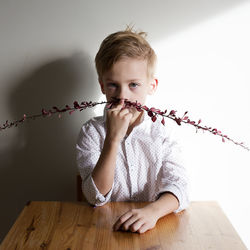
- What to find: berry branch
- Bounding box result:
[122,99,249,151]
[0,99,249,151]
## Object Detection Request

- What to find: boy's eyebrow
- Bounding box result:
[105,78,142,83]
[105,79,116,82]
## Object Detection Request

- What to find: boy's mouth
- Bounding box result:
[110,97,121,104]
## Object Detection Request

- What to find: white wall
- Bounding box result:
[0,0,249,247]
[152,3,250,247]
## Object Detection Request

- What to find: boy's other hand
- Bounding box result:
[106,99,133,143]
[113,206,158,234]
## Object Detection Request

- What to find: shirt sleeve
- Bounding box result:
[156,130,189,213]
[76,121,113,206]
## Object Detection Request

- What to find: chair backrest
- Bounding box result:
[76,174,86,202]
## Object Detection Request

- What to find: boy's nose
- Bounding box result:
[116,88,128,100]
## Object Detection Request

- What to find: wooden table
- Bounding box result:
[0,201,247,250]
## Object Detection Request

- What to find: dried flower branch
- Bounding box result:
[0,100,107,131]
[122,99,249,151]
[0,99,249,151]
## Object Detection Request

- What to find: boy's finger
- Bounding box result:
[113,211,133,231]
[121,217,139,231]
[137,223,148,234]
[129,220,144,232]
[119,108,131,116]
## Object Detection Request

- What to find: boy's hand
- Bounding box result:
[113,206,158,234]
[106,99,133,143]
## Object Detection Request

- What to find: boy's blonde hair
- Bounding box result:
[95,26,157,81]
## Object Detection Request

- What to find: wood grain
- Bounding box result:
[0,201,247,250]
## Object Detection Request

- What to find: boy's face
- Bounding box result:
[99,57,157,107]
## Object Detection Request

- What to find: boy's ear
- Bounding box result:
[98,79,105,94]
[148,78,158,95]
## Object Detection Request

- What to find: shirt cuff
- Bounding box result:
[158,185,189,213]
[83,175,113,206]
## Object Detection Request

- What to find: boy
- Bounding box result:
[76,27,189,234]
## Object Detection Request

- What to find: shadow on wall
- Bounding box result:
[0,52,99,241]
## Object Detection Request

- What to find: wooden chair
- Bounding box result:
[76,174,86,202]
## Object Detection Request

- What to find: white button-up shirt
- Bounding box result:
[76,109,189,213]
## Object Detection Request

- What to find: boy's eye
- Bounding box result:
[107,83,117,89]
[130,82,139,88]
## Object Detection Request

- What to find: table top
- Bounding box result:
[0,201,247,250]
